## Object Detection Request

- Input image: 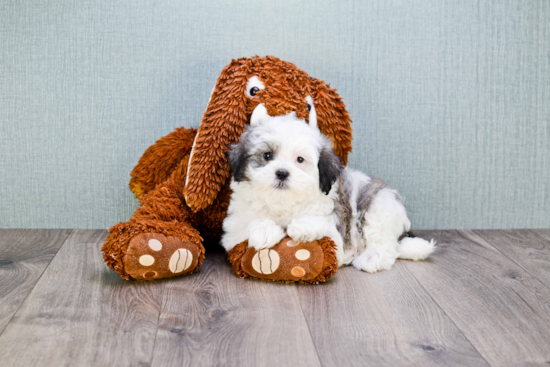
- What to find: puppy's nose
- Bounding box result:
[276,169,289,181]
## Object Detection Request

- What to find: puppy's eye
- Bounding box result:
[297,157,304,163]
[264,152,273,161]
[306,104,311,111]
[250,87,260,96]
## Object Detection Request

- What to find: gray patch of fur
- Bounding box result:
[228,126,278,181]
[227,132,252,182]
[355,177,388,239]
[357,177,388,214]
[334,173,354,253]
[249,141,278,168]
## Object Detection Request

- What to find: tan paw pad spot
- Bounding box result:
[148,239,162,251]
[286,240,298,247]
[251,249,280,274]
[139,255,155,266]
[143,271,157,278]
[169,248,193,273]
[295,249,311,260]
[291,266,306,278]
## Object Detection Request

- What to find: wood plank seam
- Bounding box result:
[0,229,73,338]
[0,229,167,366]
[531,230,550,244]
[295,286,325,367]
[296,260,491,366]
[404,230,550,366]
[400,261,491,366]
[465,230,550,294]
[148,284,167,367]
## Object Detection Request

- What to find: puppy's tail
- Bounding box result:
[397,231,436,261]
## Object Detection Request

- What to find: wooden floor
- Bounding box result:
[1,230,550,366]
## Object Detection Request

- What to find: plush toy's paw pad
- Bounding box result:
[241,237,325,282]
[124,233,200,280]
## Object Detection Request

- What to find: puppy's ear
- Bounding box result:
[227,134,250,182]
[309,77,353,165]
[318,142,342,195]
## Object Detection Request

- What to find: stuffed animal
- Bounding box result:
[101,56,352,283]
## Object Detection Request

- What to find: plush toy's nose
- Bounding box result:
[276,169,289,181]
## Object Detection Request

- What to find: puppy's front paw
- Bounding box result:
[287,219,323,244]
[248,219,286,251]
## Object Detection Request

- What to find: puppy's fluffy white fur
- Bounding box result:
[222,114,435,273]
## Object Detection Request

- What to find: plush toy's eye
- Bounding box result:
[264,152,273,161]
[307,104,311,111]
[297,157,304,163]
[246,76,265,97]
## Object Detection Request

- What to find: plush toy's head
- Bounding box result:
[184,55,352,212]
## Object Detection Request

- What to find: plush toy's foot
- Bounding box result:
[227,237,338,284]
[101,219,204,280]
[124,233,201,280]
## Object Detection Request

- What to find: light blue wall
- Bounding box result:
[1,0,549,229]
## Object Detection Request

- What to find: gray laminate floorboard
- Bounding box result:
[405,230,550,366]
[473,229,550,287]
[297,261,489,367]
[0,229,165,367]
[533,228,550,241]
[0,229,72,335]
[150,248,321,367]
[1,229,549,366]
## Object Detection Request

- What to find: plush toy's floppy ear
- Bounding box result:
[309,77,353,165]
[184,60,250,212]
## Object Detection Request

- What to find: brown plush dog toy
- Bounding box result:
[101,56,352,283]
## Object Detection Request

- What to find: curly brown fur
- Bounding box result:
[130,127,197,199]
[102,55,352,281]
[309,78,353,165]
[308,237,339,283]
[227,240,250,279]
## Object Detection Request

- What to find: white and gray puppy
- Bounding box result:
[221,114,435,273]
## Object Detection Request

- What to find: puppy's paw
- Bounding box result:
[352,249,398,273]
[287,218,324,244]
[248,219,286,251]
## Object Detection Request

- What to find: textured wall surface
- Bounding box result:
[1,0,549,229]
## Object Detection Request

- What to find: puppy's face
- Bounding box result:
[229,115,342,202]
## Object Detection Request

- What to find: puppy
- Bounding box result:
[222,114,435,273]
